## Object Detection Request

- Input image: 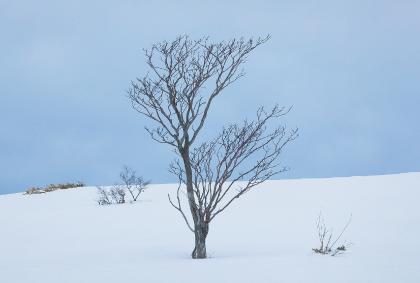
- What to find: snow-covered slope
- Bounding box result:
[1,173,419,283]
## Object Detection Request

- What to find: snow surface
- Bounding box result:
[1,173,419,283]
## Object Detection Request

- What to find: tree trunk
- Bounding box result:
[180,145,209,259]
[192,222,209,259]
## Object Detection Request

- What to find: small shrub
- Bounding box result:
[312,210,354,256]
[109,185,126,204]
[24,181,85,195]
[120,165,151,202]
[95,186,112,205]
[95,185,125,205]
[94,166,150,205]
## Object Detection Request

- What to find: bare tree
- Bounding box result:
[127,35,297,258]
[169,105,298,258]
[120,165,151,202]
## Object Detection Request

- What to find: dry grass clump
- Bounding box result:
[24,181,85,195]
[312,210,354,256]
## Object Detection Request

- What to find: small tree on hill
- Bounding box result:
[120,165,151,202]
[127,35,298,258]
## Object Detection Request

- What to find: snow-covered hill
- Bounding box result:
[1,173,419,283]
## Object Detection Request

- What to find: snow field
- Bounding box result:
[1,173,419,282]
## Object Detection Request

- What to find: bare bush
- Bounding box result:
[109,185,126,204]
[120,165,151,202]
[94,166,150,205]
[95,186,112,205]
[313,210,354,256]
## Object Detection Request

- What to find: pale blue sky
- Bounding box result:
[1,0,419,194]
